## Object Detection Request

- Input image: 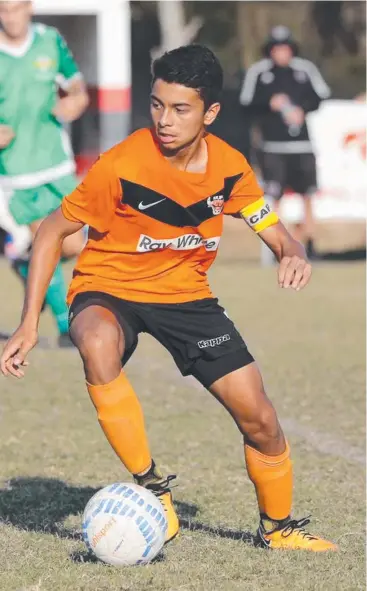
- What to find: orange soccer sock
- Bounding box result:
[87,372,152,475]
[244,442,293,522]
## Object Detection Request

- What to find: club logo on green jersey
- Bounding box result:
[33,55,56,81]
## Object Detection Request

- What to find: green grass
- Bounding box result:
[0,259,365,591]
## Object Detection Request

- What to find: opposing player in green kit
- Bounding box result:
[0,1,89,346]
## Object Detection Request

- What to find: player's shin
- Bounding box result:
[87,371,179,542]
[245,441,337,550]
[87,371,152,474]
[244,441,293,530]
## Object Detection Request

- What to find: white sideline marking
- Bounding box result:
[128,360,365,465]
[280,418,365,466]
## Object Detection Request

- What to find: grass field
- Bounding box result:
[0,258,365,591]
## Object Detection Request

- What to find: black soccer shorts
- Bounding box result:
[69,291,254,389]
[261,152,317,200]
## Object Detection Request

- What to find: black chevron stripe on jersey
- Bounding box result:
[120,173,243,228]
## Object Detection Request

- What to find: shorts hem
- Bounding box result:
[190,347,255,390]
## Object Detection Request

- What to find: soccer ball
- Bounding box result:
[82,483,167,566]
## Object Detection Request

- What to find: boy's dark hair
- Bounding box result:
[152,45,223,110]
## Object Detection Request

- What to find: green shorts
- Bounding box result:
[8,174,77,226]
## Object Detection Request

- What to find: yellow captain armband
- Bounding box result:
[240,197,279,233]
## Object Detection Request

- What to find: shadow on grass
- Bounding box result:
[69,548,167,565]
[0,477,255,553]
[0,476,98,539]
[175,501,255,545]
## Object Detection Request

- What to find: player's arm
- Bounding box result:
[0,124,15,148]
[0,154,121,378]
[259,221,311,290]
[52,31,89,122]
[224,159,311,291]
[0,209,83,378]
[240,198,311,290]
[53,77,89,123]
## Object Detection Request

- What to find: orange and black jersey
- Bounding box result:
[62,128,264,304]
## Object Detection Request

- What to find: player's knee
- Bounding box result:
[70,315,122,369]
[241,405,280,444]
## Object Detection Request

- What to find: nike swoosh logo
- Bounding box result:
[138,199,166,210]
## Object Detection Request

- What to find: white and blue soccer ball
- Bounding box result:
[82,483,167,566]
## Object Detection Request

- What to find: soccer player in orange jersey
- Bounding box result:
[1,45,336,551]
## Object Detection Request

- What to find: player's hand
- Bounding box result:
[269,94,290,112]
[0,125,15,148]
[52,96,82,123]
[278,255,312,291]
[0,324,38,378]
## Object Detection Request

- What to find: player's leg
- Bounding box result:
[290,154,318,259]
[69,303,152,471]
[150,299,336,551]
[262,152,286,214]
[303,194,315,257]
[208,365,336,550]
[69,293,179,542]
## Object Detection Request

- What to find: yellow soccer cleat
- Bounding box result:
[256,516,338,552]
[135,463,179,543]
[153,485,180,543]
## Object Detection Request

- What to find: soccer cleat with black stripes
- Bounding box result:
[135,461,179,543]
[255,515,337,551]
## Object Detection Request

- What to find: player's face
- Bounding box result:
[0,1,32,40]
[270,45,293,67]
[150,79,220,153]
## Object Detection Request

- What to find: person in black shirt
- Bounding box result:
[240,26,330,259]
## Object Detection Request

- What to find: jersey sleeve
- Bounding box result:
[61,155,122,233]
[223,158,264,215]
[56,31,81,87]
[223,157,279,231]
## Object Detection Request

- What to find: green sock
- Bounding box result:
[16,261,69,335]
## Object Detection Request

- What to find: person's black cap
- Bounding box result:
[262,25,299,57]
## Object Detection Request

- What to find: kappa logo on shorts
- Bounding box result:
[137,234,220,252]
[197,334,230,349]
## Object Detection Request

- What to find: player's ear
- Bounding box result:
[204,103,221,127]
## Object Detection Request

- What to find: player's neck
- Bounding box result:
[0,27,31,48]
[164,136,208,173]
